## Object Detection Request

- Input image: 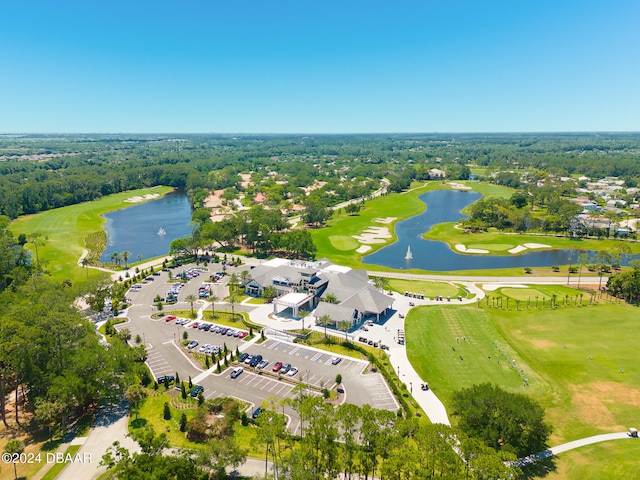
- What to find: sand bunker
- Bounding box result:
[124,193,160,203]
[352,226,392,244]
[374,217,396,224]
[508,243,551,254]
[447,182,472,190]
[356,245,372,253]
[455,244,489,254]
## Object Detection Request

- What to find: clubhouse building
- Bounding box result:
[244,258,394,327]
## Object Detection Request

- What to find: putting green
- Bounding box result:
[328,235,359,251]
[499,287,546,301]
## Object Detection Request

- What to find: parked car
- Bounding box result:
[272,361,283,372]
[187,341,199,350]
[251,407,262,419]
[257,359,269,369]
[156,375,175,384]
[239,352,249,362]
[330,356,342,365]
[165,315,176,322]
[249,355,263,368]
[237,331,248,339]
[189,385,204,397]
[287,367,299,377]
[280,363,291,374]
[230,367,244,379]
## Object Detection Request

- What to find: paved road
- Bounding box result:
[57,402,139,480]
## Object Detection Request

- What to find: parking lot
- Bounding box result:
[116,261,399,426]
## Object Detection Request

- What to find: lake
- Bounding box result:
[363,190,591,271]
[100,190,192,263]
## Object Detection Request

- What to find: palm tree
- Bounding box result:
[318,314,333,338]
[137,253,143,264]
[229,272,240,295]
[110,251,120,265]
[81,257,89,278]
[122,250,131,269]
[338,320,351,341]
[372,276,385,291]
[241,269,251,287]
[324,293,338,304]
[208,292,219,319]
[185,294,198,317]
[4,439,25,480]
[229,293,238,321]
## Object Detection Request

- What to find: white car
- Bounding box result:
[330,356,342,365]
[287,367,298,377]
[230,367,243,379]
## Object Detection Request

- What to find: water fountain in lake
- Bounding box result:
[157,227,166,236]
[405,245,413,260]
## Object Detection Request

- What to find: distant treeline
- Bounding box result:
[2,133,640,219]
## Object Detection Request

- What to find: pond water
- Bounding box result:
[100,190,192,263]
[363,190,590,271]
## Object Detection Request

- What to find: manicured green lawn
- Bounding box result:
[131,392,203,449]
[405,306,549,409]
[9,186,173,284]
[406,301,640,445]
[521,440,640,480]
[312,181,439,267]
[132,391,269,459]
[40,445,81,480]
[387,279,461,298]
[328,235,360,251]
[424,222,640,259]
[495,285,583,304]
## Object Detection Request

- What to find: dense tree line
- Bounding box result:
[192,205,317,259]
[4,133,640,220]
[463,190,583,235]
[0,221,136,434]
[102,390,524,479]
[607,261,640,303]
[0,275,142,434]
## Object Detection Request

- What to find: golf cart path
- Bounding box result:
[517,432,636,467]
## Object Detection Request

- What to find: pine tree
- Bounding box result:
[180,412,187,432]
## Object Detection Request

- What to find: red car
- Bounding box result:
[191,322,200,328]
[165,315,176,322]
[238,331,248,339]
[272,361,283,372]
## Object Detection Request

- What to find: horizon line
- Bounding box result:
[2,130,640,136]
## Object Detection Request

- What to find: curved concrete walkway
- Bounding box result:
[516,432,636,467]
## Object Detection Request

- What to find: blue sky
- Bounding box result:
[1,1,638,133]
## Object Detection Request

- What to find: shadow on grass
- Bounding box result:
[41,437,64,452]
[130,418,147,429]
[519,457,557,479]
